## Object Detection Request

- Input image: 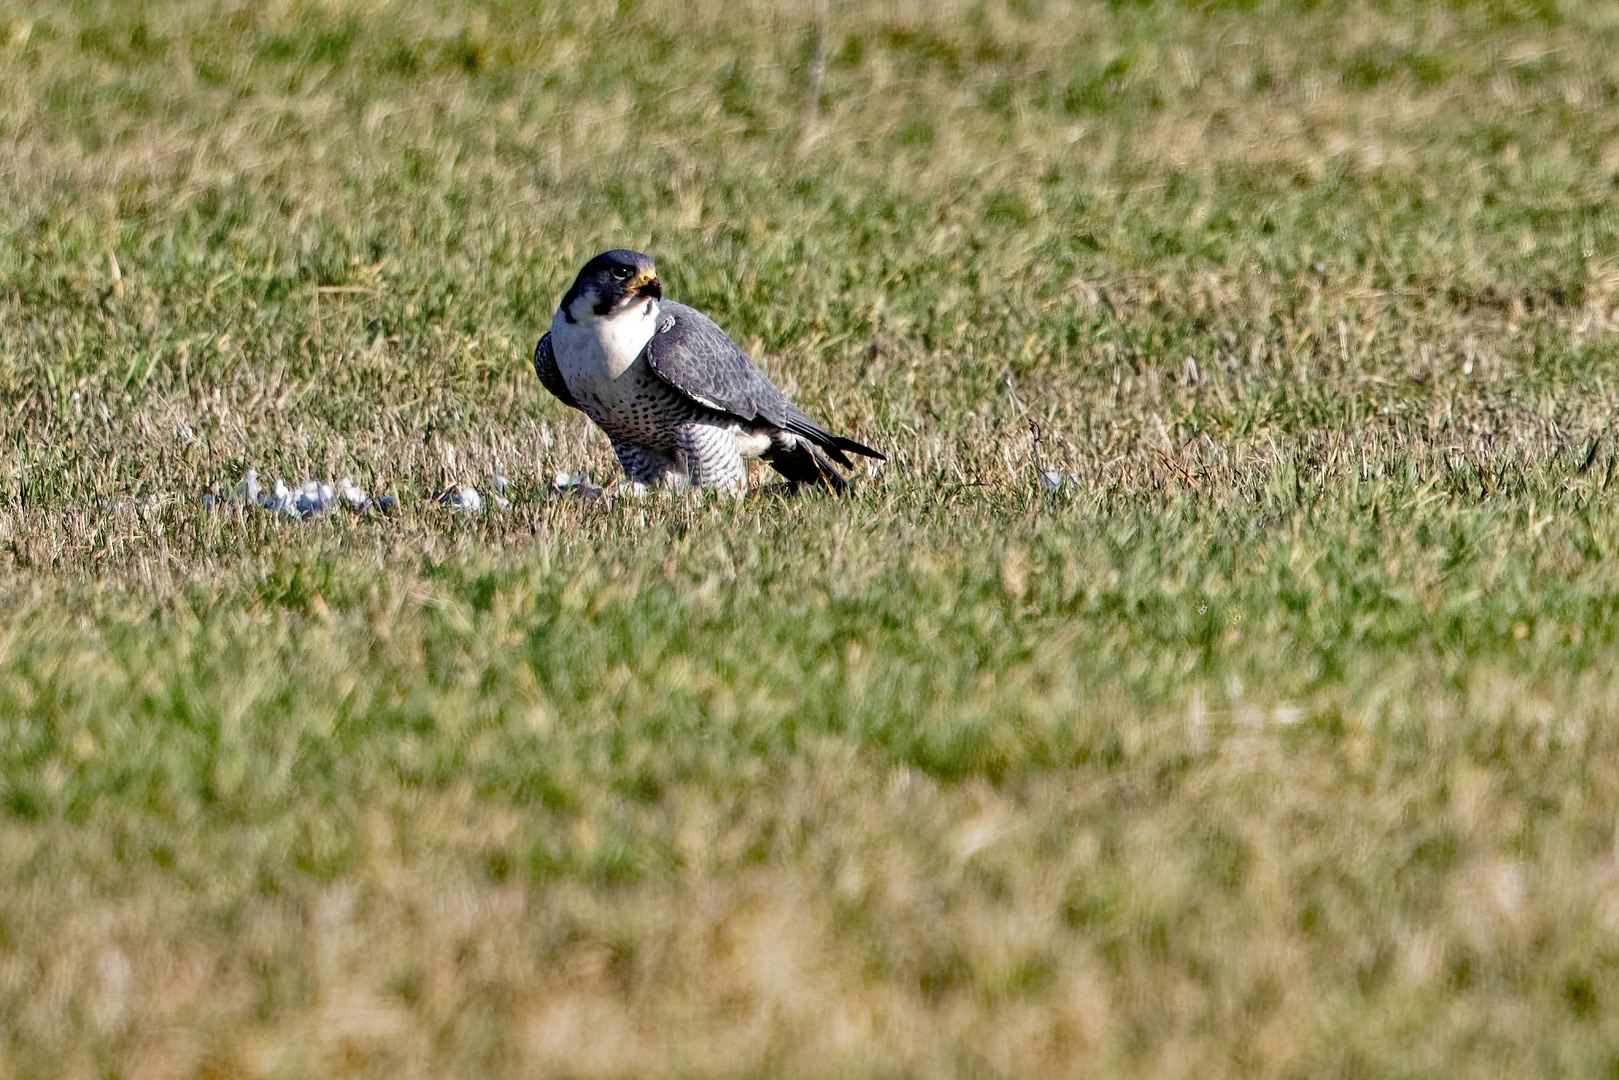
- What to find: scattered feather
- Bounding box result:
[439,486,484,513]
[1039,471,1083,493]
[338,477,369,509]
[552,471,603,500]
[216,469,389,519]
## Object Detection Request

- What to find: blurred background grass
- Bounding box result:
[5,1,1619,1077]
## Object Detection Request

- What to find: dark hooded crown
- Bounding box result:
[560,249,661,320]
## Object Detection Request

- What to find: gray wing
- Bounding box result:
[533,332,580,410]
[641,302,791,424]
[642,302,868,464]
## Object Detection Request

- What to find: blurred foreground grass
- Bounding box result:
[5,0,1619,1076]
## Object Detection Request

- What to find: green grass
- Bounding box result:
[5,0,1619,1076]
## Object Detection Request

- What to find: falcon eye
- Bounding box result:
[611,267,631,279]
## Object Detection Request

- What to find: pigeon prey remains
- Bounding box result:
[534,250,883,492]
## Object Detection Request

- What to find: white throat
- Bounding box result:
[551,295,660,384]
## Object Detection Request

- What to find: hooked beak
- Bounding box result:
[635,275,662,300]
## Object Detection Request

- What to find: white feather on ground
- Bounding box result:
[209,467,620,520]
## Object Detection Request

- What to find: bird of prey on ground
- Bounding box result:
[533,249,883,492]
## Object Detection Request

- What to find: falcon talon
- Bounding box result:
[534,249,885,493]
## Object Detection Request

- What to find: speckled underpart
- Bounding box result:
[571,357,760,489]
[569,354,696,458]
[540,330,760,488]
[609,436,680,486]
[676,421,749,490]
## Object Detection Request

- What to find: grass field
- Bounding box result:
[4,0,1619,1076]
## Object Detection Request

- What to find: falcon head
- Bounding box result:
[560,249,662,322]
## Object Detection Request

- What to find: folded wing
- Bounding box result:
[641,302,883,468]
[532,332,580,410]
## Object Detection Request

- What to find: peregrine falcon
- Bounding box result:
[534,249,883,491]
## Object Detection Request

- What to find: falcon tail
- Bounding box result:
[831,435,885,462]
[762,441,851,492]
[781,405,885,469]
